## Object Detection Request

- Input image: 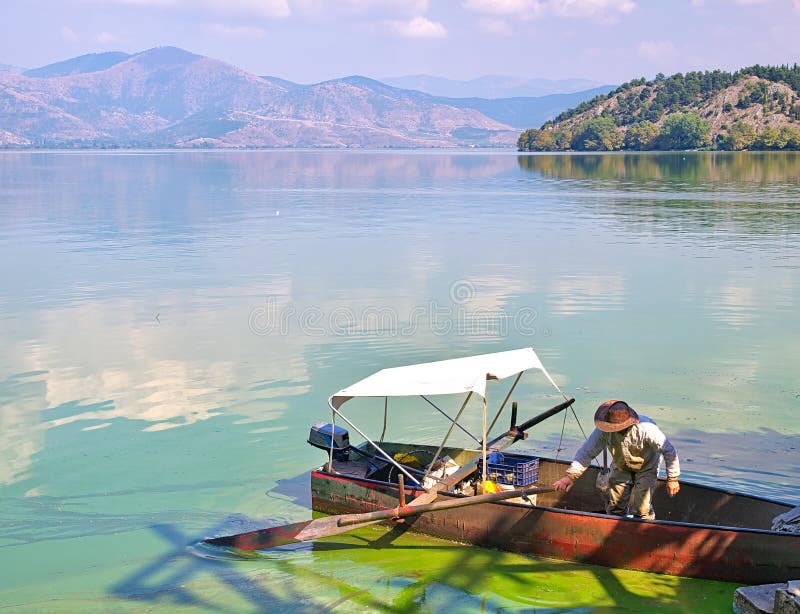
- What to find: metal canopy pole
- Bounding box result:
[485,371,522,440]
[421,395,481,445]
[482,396,488,484]
[327,405,337,473]
[422,391,473,485]
[328,398,422,487]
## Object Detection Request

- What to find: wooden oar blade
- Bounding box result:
[204,516,386,551]
[205,519,313,550]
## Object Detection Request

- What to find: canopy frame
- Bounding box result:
[421,395,481,446]
[326,348,566,492]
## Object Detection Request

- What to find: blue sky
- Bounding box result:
[2,0,799,84]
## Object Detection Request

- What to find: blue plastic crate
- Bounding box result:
[479,453,539,486]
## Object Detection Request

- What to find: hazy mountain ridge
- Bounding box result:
[0,47,607,148]
[380,74,606,98]
[0,63,25,74]
[23,51,131,78]
[441,87,615,130]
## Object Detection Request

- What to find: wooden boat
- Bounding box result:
[210,348,799,583]
[311,442,799,584]
[308,348,799,584]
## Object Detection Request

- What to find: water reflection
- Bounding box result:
[518,150,800,185]
[0,290,313,486]
[547,273,626,315]
[0,371,47,485]
[1,150,799,611]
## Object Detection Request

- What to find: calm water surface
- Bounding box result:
[1,150,798,612]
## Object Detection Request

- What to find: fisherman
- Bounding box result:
[553,400,680,520]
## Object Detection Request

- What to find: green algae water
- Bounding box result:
[1,150,798,612]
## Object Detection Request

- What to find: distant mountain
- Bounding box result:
[441,86,615,130]
[0,63,25,74]
[23,51,131,78]
[380,74,608,99]
[0,47,606,148]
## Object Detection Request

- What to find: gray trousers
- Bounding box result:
[606,467,658,520]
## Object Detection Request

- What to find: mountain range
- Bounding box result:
[380,74,606,99]
[0,47,613,149]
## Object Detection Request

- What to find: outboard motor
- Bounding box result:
[307,422,350,462]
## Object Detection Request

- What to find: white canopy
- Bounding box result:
[330,347,561,409]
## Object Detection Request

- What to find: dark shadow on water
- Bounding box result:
[111,522,284,613]
[108,501,749,614]
[108,455,774,612]
[112,517,663,613]
[267,471,312,509]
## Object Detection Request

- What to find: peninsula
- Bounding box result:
[518,65,800,152]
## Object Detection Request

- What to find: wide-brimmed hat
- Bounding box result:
[594,400,639,432]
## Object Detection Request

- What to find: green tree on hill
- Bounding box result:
[571,116,623,151]
[755,126,781,149]
[720,121,758,150]
[781,125,800,149]
[658,113,711,150]
[524,63,800,151]
[517,128,556,151]
[624,121,660,150]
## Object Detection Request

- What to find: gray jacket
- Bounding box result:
[566,415,680,480]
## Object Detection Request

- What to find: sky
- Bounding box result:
[2,0,800,84]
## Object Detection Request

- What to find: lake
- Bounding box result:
[1,150,798,612]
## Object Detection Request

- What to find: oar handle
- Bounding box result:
[337,485,555,527]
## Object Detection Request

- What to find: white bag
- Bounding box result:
[596,467,611,493]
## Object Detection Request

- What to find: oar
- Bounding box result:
[205,398,574,550]
[337,486,555,526]
[207,486,555,551]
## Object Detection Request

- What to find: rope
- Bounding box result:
[555,402,569,461]
[555,401,597,465]
[567,401,608,468]
[380,396,387,442]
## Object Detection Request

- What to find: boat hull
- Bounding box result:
[310,466,799,584]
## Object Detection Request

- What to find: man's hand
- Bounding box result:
[553,476,574,492]
[666,480,680,497]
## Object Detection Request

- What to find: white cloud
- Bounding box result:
[106,0,291,19]
[291,0,428,18]
[464,0,636,19]
[637,39,676,60]
[96,31,119,44]
[339,0,429,12]
[388,16,447,38]
[206,23,266,39]
[464,0,540,15]
[222,0,290,17]
[552,0,636,18]
[61,26,79,42]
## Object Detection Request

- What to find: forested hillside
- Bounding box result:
[518,65,800,152]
